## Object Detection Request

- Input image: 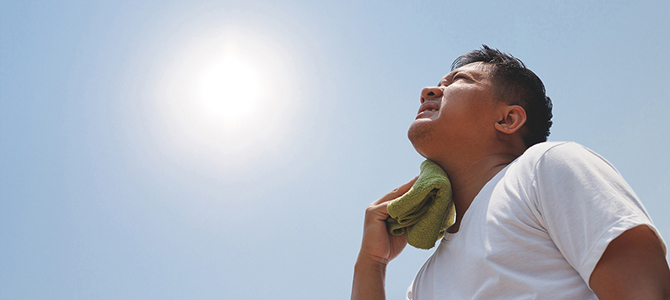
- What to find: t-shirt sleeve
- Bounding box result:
[531,142,665,287]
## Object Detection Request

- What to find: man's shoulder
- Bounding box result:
[522,141,581,157]
[514,141,609,171]
[514,141,618,177]
[520,141,596,160]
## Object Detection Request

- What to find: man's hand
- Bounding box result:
[359,177,417,265]
[351,177,417,300]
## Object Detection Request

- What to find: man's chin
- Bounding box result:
[408,121,432,143]
[408,128,432,158]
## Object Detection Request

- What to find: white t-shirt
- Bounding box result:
[407,142,665,300]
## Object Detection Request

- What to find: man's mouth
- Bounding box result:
[417,102,441,115]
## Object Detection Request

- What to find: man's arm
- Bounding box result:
[351,177,416,300]
[590,225,670,300]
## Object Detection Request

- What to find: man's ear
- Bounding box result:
[494,105,526,134]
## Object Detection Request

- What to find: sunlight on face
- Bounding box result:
[151,26,301,172]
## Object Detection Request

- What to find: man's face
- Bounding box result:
[408,62,500,159]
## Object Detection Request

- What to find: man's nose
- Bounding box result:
[420,87,443,103]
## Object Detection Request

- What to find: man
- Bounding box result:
[351,46,670,300]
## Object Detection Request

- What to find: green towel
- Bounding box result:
[386,160,455,250]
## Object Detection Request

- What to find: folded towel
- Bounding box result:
[386,160,455,249]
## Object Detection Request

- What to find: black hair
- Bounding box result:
[451,45,553,148]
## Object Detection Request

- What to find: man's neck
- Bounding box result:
[434,153,519,233]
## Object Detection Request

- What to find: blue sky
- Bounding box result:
[1,0,669,299]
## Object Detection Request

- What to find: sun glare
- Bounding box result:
[197,56,262,124]
[151,26,301,171]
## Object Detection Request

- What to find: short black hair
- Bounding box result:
[451,45,553,148]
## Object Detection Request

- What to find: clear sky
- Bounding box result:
[1,0,669,299]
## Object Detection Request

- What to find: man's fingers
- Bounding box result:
[374,176,419,205]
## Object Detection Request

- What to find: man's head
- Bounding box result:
[408,45,552,163]
[451,45,553,148]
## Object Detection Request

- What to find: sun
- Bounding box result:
[150,27,301,171]
[197,55,262,124]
